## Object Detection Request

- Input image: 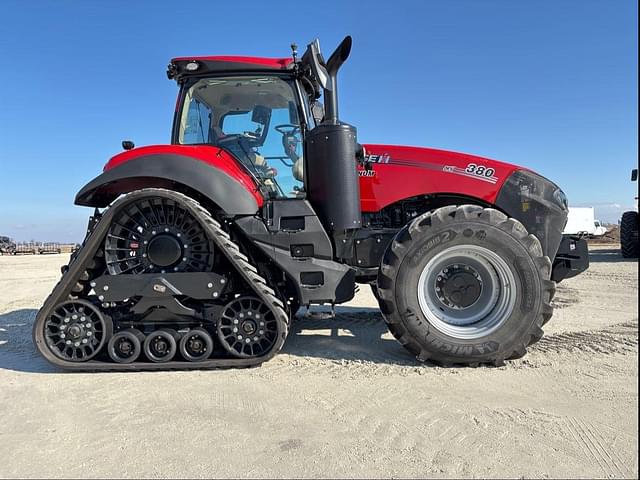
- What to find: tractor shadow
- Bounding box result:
[282,306,422,366]
[0,307,422,373]
[0,309,60,373]
[589,247,638,263]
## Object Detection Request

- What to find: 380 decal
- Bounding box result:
[465,164,495,178]
[442,164,499,184]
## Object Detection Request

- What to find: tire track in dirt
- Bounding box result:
[564,416,632,478]
[531,321,638,356]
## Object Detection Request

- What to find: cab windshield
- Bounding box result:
[177,76,304,198]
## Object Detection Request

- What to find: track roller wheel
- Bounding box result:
[179,328,214,362]
[108,329,144,364]
[43,300,111,362]
[217,296,279,358]
[143,329,178,363]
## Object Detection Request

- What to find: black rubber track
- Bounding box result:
[33,189,289,371]
[620,211,639,258]
[376,205,556,367]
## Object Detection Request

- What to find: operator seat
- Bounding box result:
[293,157,304,182]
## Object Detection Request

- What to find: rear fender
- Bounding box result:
[75,154,261,215]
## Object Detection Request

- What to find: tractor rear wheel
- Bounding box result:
[620,211,639,258]
[377,205,554,366]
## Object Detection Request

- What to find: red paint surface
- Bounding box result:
[359,144,523,212]
[105,145,264,207]
[104,143,524,216]
[170,56,294,69]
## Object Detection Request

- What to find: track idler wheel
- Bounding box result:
[143,328,178,362]
[217,296,279,358]
[43,300,111,362]
[179,328,213,362]
[108,329,144,364]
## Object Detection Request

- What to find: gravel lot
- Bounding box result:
[0,245,637,479]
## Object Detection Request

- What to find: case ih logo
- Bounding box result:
[364,154,391,164]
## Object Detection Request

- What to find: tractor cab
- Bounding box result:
[173,74,306,198]
[168,57,310,199]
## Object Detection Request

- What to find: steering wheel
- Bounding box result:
[275,124,300,135]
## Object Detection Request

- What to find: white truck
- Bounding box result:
[563,207,607,237]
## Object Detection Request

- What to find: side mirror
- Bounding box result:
[311,101,324,124]
[251,105,271,125]
[631,169,638,182]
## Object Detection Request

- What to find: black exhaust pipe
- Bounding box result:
[324,36,352,124]
[305,36,362,234]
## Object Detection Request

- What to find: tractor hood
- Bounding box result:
[359,144,524,211]
[360,143,568,258]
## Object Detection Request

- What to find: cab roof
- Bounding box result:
[167,56,295,81]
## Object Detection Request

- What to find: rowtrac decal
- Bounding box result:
[363,155,499,184]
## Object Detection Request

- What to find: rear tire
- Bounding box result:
[377,205,555,366]
[620,211,639,258]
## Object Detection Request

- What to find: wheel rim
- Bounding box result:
[179,328,213,361]
[44,300,109,361]
[417,245,517,339]
[143,330,177,362]
[104,197,214,275]
[108,330,142,363]
[217,297,278,358]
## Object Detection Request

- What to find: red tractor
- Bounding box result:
[34,37,588,370]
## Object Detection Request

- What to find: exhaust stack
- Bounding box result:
[324,36,352,124]
[303,36,362,234]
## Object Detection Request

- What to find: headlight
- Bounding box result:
[553,188,568,211]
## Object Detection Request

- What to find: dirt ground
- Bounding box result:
[0,245,637,479]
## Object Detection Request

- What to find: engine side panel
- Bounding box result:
[359,144,522,212]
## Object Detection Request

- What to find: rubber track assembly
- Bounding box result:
[33,189,289,371]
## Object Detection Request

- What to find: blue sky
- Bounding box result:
[0,0,637,242]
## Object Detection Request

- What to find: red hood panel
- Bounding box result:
[105,145,263,207]
[359,144,523,211]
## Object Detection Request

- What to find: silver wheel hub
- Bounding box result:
[417,245,517,339]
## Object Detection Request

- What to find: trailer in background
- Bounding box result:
[14,242,38,255]
[38,242,62,254]
[563,207,607,237]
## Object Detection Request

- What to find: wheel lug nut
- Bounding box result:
[60,333,66,338]
[233,327,238,333]
[259,330,264,335]
[233,319,239,324]
[64,318,70,323]
[72,314,78,320]
[82,339,88,344]
[245,338,250,343]
[66,340,71,345]
[238,335,243,340]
